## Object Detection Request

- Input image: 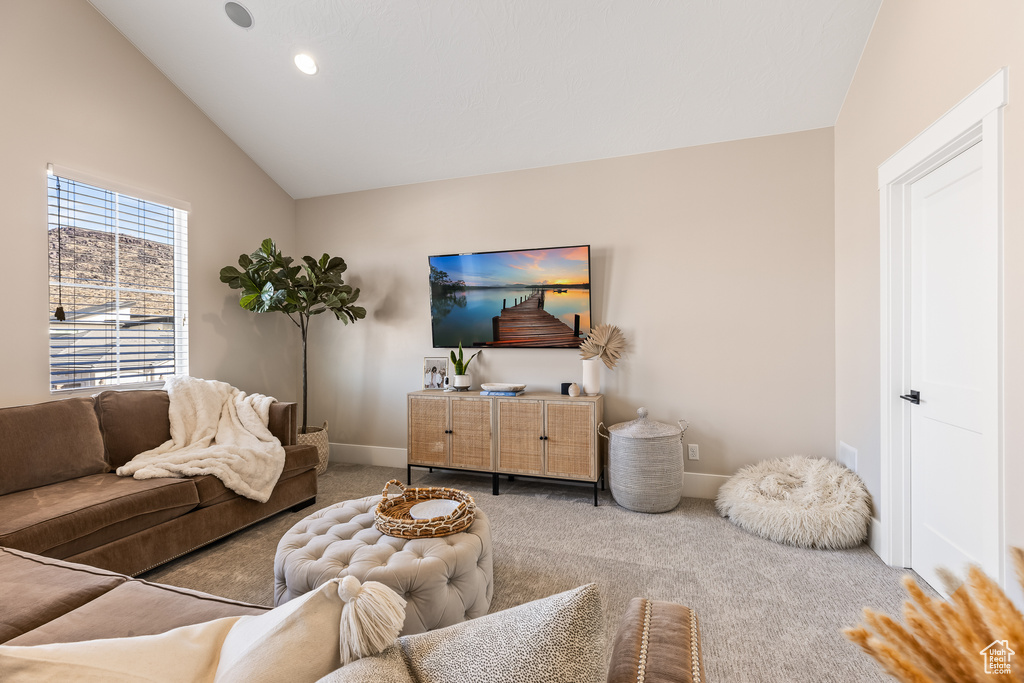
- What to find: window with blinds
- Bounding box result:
[47,169,188,392]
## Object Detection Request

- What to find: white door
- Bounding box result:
[908,141,999,595]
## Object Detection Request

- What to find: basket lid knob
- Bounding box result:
[607,407,682,439]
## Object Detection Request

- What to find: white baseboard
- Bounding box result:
[329,443,729,500]
[330,443,407,468]
[682,472,730,500]
[867,516,884,560]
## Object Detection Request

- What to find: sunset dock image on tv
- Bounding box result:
[429,245,591,349]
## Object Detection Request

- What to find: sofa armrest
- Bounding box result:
[268,402,297,446]
[607,598,706,683]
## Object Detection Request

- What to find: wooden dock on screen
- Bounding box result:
[484,292,582,347]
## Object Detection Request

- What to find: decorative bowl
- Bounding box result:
[409,499,460,519]
[481,383,527,392]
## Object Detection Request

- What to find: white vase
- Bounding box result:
[582,358,601,396]
[453,374,471,390]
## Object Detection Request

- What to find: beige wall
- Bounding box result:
[0,0,300,407]
[297,128,836,478]
[1,2,838,501]
[835,0,1024,592]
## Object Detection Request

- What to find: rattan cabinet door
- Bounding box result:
[450,397,492,470]
[545,401,595,480]
[496,399,544,475]
[408,395,449,466]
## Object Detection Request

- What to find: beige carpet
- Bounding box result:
[143,463,916,682]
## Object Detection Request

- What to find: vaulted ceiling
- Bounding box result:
[88,0,881,198]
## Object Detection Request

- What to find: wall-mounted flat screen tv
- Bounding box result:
[429,245,591,349]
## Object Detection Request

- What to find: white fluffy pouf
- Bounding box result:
[715,455,871,549]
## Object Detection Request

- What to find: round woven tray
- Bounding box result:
[374,479,477,539]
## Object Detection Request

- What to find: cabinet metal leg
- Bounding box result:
[508,475,515,481]
[492,473,499,496]
[600,472,605,491]
[594,481,599,506]
[407,464,411,484]
[428,467,433,473]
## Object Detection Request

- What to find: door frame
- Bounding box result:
[877,68,1007,581]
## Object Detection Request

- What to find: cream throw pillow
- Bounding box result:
[0,576,405,683]
[0,618,238,682]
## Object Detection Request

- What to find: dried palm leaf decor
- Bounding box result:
[579,323,626,369]
[845,547,1024,682]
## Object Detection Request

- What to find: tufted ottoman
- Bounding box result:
[274,495,493,635]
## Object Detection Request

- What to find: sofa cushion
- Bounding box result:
[94,390,172,469]
[0,397,108,495]
[7,577,268,646]
[0,547,126,644]
[63,470,318,577]
[193,444,318,508]
[0,474,199,558]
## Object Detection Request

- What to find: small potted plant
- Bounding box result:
[449,343,479,390]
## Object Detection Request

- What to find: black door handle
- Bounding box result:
[899,390,920,405]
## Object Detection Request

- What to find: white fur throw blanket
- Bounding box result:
[116,376,286,503]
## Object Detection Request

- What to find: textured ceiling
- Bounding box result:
[88,0,881,199]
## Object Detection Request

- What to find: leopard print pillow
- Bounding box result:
[318,584,605,683]
[398,583,604,683]
[316,644,413,682]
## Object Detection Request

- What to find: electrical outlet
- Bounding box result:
[687,444,699,460]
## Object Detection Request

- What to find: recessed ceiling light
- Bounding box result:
[294,53,318,76]
[224,2,253,29]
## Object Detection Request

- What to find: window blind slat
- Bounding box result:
[48,172,188,391]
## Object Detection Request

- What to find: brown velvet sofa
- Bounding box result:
[0,390,318,577]
[0,546,705,682]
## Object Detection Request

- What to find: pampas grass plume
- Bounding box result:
[863,609,953,683]
[847,548,1024,683]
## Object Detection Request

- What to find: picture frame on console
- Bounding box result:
[423,357,447,390]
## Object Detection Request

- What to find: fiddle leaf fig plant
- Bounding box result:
[220,238,366,433]
[450,342,479,375]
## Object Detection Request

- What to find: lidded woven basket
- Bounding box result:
[600,408,687,513]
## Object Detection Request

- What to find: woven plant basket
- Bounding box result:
[297,421,329,476]
[374,479,476,539]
